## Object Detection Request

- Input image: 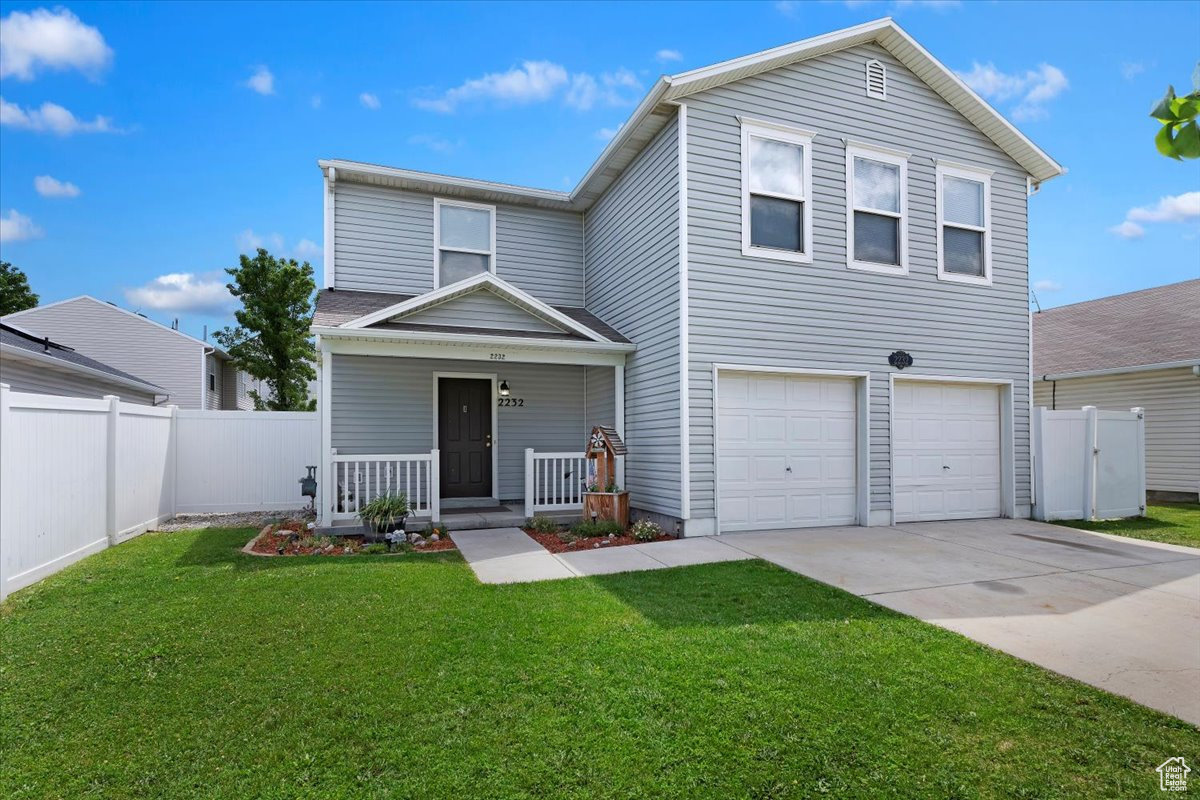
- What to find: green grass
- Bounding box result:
[1054,503,1200,549]
[2,528,1196,799]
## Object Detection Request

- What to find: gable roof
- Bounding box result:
[321,18,1062,210]
[1033,279,1200,378]
[0,322,166,395]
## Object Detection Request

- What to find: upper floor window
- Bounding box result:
[434,198,495,288]
[740,119,814,264]
[208,372,216,392]
[846,143,908,274]
[936,161,992,285]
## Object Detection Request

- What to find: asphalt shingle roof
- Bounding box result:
[1032,279,1200,376]
[1,323,165,391]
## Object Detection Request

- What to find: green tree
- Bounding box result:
[1151,63,1200,160]
[215,248,317,411]
[0,261,39,315]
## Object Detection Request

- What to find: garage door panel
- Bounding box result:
[894,380,1001,523]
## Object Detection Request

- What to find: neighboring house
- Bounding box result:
[0,322,165,404]
[312,18,1063,534]
[3,296,264,411]
[1033,279,1200,502]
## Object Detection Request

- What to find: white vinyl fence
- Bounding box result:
[0,384,318,600]
[1032,405,1147,522]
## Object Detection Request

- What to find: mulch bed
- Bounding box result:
[525,529,674,554]
[247,521,457,556]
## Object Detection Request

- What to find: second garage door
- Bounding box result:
[893,380,1001,522]
[718,371,858,532]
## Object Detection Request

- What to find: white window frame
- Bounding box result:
[935,160,993,286]
[845,142,909,275]
[433,197,497,289]
[740,118,815,264]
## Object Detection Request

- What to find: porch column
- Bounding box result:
[614,363,625,489]
[318,344,333,526]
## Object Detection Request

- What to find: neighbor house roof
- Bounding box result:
[320,17,1063,211]
[1033,279,1200,378]
[0,322,167,395]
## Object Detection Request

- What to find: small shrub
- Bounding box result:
[630,518,663,542]
[570,519,624,539]
[362,543,388,555]
[526,515,561,534]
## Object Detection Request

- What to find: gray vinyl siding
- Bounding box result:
[0,353,157,405]
[330,355,586,500]
[683,42,1034,520]
[584,365,616,437]
[584,114,682,517]
[1034,368,1200,496]
[333,183,585,306]
[403,289,565,334]
[5,297,205,408]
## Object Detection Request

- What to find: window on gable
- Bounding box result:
[846,144,908,273]
[741,120,814,263]
[936,162,992,285]
[435,198,495,288]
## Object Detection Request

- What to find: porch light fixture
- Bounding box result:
[498,380,511,397]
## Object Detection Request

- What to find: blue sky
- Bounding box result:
[1,0,1197,340]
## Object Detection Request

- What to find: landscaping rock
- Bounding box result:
[260,524,274,537]
[430,533,440,542]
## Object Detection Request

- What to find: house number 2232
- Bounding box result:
[497,397,524,407]
[489,353,506,360]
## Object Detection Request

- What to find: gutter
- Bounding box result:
[312,325,636,353]
[1036,359,1200,382]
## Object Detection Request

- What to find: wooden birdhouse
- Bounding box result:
[583,425,629,527]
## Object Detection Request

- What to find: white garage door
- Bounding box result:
[893,381,1001,522]
[718,371,858,531]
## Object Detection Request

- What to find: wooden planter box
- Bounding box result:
[583,491,629,528]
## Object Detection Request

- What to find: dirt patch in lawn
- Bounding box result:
[525,529,673,554]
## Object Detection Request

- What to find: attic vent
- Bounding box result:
[865,59,886,100]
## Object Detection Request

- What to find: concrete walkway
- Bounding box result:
[452,519,1200,725]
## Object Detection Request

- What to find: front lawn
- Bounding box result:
[1054,502,1200,549]
[2,528,1195,798]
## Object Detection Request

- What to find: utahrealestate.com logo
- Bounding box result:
[1157,757,1190,792]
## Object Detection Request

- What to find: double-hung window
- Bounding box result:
[434,198,495,288]
[936,162,992,285]
[846,143,908,273]
[741,119,814,263]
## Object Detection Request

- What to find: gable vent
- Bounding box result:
[865,59,886,100]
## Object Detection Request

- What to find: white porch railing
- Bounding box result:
[331,451,440,522]
[525,449,588,513]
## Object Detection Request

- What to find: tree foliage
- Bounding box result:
[215,249,317,411]
[1151,64,1200,160]
[0,261,39,316]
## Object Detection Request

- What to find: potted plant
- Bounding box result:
[358,492,411,542]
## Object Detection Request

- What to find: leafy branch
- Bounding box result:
[1151,63,1200,160]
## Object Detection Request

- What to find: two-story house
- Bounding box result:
[312,18,1062,535]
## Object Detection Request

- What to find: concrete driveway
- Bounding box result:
[724,518,1200,725]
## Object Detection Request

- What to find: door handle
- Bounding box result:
[485,434,492,448]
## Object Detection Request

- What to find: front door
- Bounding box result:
[438,378,493,498]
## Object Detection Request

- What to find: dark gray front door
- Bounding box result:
[438,378,492,498]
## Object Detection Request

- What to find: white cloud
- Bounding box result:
[775,0,802,16]
[33,175,80,198]
[293,239,321,260]
[310,94,322,109]
[1120,61,1146,80]
[1109,220,1145,239]
[957,62,1068,121]
[0,209,43,242]
[1125,192,1200,224]
[0,7,112,81]
[407,133,460,153]
[244,65,274,95]
[359,92,381,110]
[656,49,682,63]
[565,68,641,111]
[236,229,284,253]
[1033,279,1062,292]
[124,272,234,315]
[415,60,569,113]
[892,0,961,9]
[596,125,622,141]
[0,96,121,135]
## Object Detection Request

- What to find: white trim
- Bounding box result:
[935,158,995,176]
[888,373,1017,523]
[319,343,332,525]
[433,197,497,290]
[711,364,872,535]
[845,142,909,275]
[323,167,335,288]
[740,118,815,264]
[431,371,500,502]
[1037,359,1200,382]
[614,363,626,490]
[678,103,691,520]
[320,333,628,367]
[935,161,993,286]
[340,272,612,343]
